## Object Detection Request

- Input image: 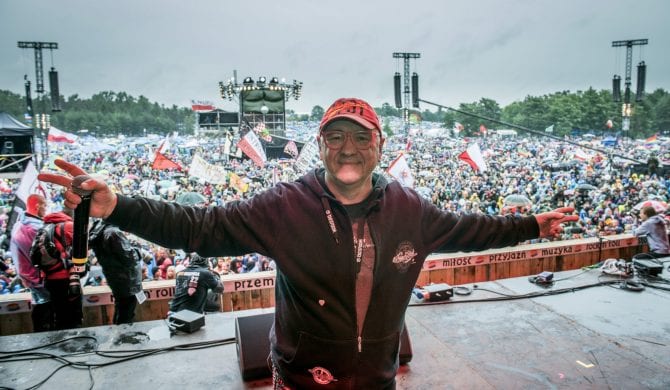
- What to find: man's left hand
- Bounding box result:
[535,207,579,238]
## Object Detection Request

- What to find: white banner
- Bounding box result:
[294,139,320,174]
[188,154,228,184]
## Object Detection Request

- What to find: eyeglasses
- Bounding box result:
[321,130,377,150]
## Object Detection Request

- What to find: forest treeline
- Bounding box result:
[1,87,668,138]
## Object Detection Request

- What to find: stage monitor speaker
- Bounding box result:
[235,312,413,381]
[236,312,273,381]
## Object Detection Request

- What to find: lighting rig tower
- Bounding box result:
[393,52,420,134]
[17,41,60,167]
[611,39,648,132]
[219,70,303,138]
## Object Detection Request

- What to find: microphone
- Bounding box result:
[69,175,92,296]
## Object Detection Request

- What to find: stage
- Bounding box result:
[1,266,669,389]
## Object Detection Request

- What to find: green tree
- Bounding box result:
[310,105,325,121]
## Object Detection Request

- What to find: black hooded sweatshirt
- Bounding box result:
[106,168,539,389]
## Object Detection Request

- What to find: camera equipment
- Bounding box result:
[633,258,664,276]
[168,309,205,333]
[413,283,453,302]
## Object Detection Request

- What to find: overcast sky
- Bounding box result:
[1,0,668,115]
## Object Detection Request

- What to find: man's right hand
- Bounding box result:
[37,159,118,219]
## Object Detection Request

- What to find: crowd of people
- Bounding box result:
[0,120,668,297]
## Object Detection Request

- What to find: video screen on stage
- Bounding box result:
[241,90,285,113]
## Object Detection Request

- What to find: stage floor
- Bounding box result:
[1,266,669,389]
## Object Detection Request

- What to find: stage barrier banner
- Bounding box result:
[424,235,639,270]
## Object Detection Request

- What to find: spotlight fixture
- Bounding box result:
[219,74,303,101]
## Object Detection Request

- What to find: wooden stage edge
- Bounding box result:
[0,234,644,335]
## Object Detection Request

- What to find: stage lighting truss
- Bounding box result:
[219,75,303,101]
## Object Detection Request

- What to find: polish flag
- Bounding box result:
[573,148,589,161]
[191,100,215,112]
[47,127,77,143]
[387,153,414,188]
[458,143,488,172]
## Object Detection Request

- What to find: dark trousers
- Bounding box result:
[45,278,83,330]
[113,295,137,324]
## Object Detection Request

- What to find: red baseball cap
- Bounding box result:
[319,98,381,133]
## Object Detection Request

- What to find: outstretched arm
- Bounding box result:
[535,207,579,238]
[37,159,118,219]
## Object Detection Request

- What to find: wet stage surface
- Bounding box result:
[1,266,669,389]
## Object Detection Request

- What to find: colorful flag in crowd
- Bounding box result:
[645,134,658,143]
[453,122,464,133]
[387,153,414,188]
[573,148,590,161]
[229,172,249,193]
[152,135,181,170]
[253,121,272,142]
[47,126,77,143]
[405,137,412,152]
[458,143,488,172]
[272,166,279,186]
[237,130,267,168]
[545,124,554,133]
[6,161,47,236]
[191,100,215,112]
[479,124,487,135]
[283,140,299,158]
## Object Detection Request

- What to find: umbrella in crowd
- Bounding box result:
[633,200,668,213]
[176,192,207,206]
[574,183,598,191]
[503,194,532,208]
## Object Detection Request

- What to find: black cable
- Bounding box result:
[408,279,624,306]
[453,286,472,296]
[1,336,237,389]
[0,335,98,354]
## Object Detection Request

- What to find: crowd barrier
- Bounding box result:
[0,234,643,335]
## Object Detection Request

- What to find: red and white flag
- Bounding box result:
[283,140,299,158]
[387,153,414,188]
[573,148,589,161]
[237,130,267,168]
[191,100,215,112]
[458,143,488,172]
[152,135,181,170]
[47,126,77,143]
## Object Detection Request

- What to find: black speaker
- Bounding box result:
[235,312,273,381]
[636,61,646,102]
[49,68,61,112]
[235,312,413,381]
[411,72,419,108]
[394,72,402,109]
[24,78,34,117]
[612,75,621,102]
